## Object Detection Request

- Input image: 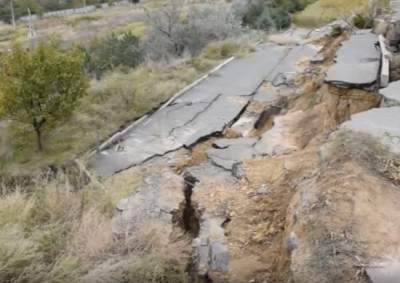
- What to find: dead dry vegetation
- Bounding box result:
[0,165,194,283]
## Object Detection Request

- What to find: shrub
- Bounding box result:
[352,14,374,29]
[85,31,143,79]
[235,0,296,31]
[145,1,242,60]
[256,5,291,30]
[330,25,344,37]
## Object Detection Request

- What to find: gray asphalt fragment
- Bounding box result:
[325,31,380,88]
[380,81,400,107]
[341,107,400,153]
[206,138,258,171]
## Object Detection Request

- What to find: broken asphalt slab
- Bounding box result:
[113,171,184,236]
[206,138,258,171]
[325,31,381,88]
[367,262,400,283]
[88,43,318,177]
[380,80,400,107]
[341,107,400,153]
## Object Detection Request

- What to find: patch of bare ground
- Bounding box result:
[225,148,319,283]
[283,131,400,283]
[174,139,220,174]
[224,100,337,282]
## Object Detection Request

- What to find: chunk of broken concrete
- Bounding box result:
[210,242,229,272]
[367,262,400,283]
[325,31,380,88]
[341,107,400,153]
[310,53,325,64]
[113,170,184,236]
[206,138,258,171]
[380,80,400,107]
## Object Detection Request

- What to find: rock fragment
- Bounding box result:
[206,138,258,171]
[341,107,400,153]
[113,170,184,236]
[380,81,400,107]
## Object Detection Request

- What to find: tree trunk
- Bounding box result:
[33,118,45,151]
[35,126,43,151]
[10,0,15,28]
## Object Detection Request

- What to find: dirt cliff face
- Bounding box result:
[217,79,382,283]
[286,131,400,283]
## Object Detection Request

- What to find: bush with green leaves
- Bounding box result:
[330,25,344,37]
[255,5,291,30]
[352,14,374,29]
[234,0,314,31]
[85,31,143,79]
[145,1,242,60]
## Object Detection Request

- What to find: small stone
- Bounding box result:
[310,53,325,64]
[210,242,229,272]
[256,184,271,195]
[232,163,246,179]
[286,232,299,253]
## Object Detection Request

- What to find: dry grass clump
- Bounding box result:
[0,168,190,282]
[294,0,389,27]
[82,220,191,283]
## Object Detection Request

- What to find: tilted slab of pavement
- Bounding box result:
[89,43,318,177]
[380,81,400,107]
[325,31,381,88]
[341,107,400,154]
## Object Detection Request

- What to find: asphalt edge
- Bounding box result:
[87,56,236,158]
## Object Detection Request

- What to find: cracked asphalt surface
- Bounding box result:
[325,31,380,88]
[88,43,318,177]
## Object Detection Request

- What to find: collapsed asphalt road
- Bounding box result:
[88,43,318,177]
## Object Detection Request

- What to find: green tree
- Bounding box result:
[0,43,88,151]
